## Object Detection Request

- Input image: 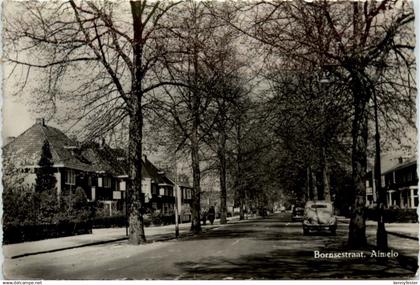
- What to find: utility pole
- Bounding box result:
[174,185,180,239]
[174,162,179,239]
[374,91,388,250]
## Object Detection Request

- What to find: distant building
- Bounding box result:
[366,156,418,209]
[383,156,418,209]
[141,156,175,215]
[175,180,193,222]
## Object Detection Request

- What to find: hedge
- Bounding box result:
[91,214,176,228]
[3,221,92,244]
[92,215,126,228]
[365,208,418,223]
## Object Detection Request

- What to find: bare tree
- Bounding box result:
[148,1,225,233]
[219,0,415,248]
[4,0,183,244]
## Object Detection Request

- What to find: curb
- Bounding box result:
[8,221,234,259]
[337,219,418,241]
[387,231,419,241]
[10,237,128,259]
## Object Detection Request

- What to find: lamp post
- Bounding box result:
[320,68,332,202]
[373,91,388,250]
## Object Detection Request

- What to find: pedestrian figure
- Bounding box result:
[202,210,207,225]
[208,206,215,225]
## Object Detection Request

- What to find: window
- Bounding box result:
[407,171,413,182]
[184,188,192,200]
[98,177,103,187]
[104,177,111,188]
[119,181,126,191]
[311,205,327,209]
[65,169,76,185]
[152,186,158,195]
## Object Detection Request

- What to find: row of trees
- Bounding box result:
[5,0,415,248]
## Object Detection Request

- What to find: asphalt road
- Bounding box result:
[3,213,417,280]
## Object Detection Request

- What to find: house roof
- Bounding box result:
[80,142,128,176]
[382,156,417,175]
[178,181,193,189]
[3,122,92,171]
[143,157,174,186]
[3,121,184,185]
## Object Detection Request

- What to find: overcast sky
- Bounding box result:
[2,1,419,159]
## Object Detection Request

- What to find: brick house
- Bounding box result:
[142,156,176,215]
[365,156,418,209]
[175,180,193,222]
[3,118,178,216]
[383,156,418,209]
[3,118,94,197]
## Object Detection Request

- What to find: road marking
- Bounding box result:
[231,239,241,246]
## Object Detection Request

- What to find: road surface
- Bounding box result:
[3,213,417,280]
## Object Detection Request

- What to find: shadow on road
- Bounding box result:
[174,246,416,280]
[172,215,417,280]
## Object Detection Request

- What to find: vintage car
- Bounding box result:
[303,200,337,235]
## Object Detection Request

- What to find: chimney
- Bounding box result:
[35,118,45,126]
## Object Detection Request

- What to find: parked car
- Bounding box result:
[279,205,286,213]
[291,205,304,222]
[303,200,337,235]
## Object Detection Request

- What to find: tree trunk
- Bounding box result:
[219,131,228,224]
[190,77,202,233]
[190,129,202,233]
[322,146,331,202]
[188,9,203,234]
[311,167,318,201]
[127,110,146,244]
[239,198,245,220]
[348,79,369,249]
[127,1,146,245]
[306,166,311,201]
[235,115,245,220]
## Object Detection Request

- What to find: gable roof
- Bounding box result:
[382,156,417,175]
[80,142,128,176]
[3,122,92,171]
[143,157,174,186]
[3,121,181,184]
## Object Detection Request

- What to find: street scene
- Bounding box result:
[4,213,418,280]
[2,0,418,281]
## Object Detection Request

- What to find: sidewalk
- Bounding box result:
[337,216,419,240]
[3,216,241,259]
[337,216,419,271]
